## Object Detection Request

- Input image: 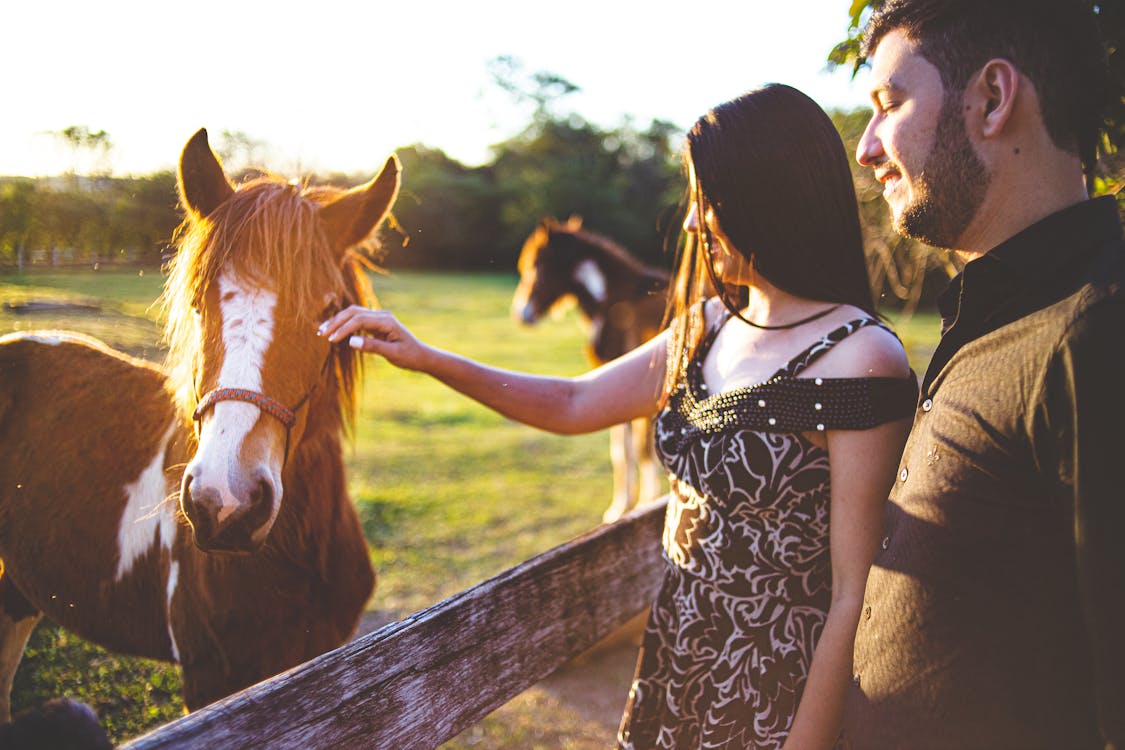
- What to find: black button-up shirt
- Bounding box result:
[843,197,1125,749]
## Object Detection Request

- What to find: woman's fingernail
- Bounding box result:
[349,335,365,349]
[317,322,328,335]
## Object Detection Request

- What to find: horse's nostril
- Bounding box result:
[182,490,213,542]
[251,479,272,508]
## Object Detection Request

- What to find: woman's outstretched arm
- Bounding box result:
[319,305,669,435]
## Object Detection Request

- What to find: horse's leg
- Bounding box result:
[604,422,638,524]
[635,415,663,505]
[0,572,42,722]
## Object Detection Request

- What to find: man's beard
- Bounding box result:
[896,97,990,249]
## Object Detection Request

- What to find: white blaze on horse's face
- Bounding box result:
[572,259,607,305]
[184,271,283,552]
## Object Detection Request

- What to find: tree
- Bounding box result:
[105,171,179,265]
[371,61,683,272]
[0,179,37,270]
[49,125,113,178]
[383,145,505,269]
[215,130,273,176]
[487,55,581,124]
[482,59,682,270]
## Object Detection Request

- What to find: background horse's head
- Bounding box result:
[164,129,399,554]
[510,216,597,325]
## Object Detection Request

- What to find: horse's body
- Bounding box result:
[0,130,399,719]
[511,217,669,522]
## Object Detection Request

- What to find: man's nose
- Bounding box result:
[856,116,884,167]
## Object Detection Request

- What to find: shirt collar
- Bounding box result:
[937,196,1123,333]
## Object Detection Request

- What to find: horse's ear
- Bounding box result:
[319,155,401,254]
[178,129,234,219]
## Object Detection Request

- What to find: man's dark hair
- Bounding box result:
[862,0,1109,178]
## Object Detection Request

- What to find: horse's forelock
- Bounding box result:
[161,177,372,427]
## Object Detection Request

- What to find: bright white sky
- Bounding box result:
[1,0,872,178]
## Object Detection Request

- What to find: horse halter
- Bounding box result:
[191,349,334,465]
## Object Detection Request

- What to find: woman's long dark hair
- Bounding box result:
[663,84,875,400]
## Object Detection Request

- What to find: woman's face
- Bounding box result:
[683,183,749,286]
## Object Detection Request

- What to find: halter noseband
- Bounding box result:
[194,388,298,428]
[191,350,334,464]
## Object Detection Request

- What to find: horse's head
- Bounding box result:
[510,216,603,325]
[166,129,399,554]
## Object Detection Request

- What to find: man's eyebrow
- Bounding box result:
[868,79,903,102]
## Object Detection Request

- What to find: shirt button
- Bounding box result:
[852,673,861,686]
[899,467,909,482]
[881,536,890,550]
[864,605,872,620]
[922,398,933,412]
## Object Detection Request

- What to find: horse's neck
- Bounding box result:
[576,249,666,317]
[274,390,348,541]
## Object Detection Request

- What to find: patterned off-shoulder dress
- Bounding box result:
[616,310,917,750]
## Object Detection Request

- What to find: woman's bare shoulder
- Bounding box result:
[807,307,912,380]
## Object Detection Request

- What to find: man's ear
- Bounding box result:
[966,59,1020,139]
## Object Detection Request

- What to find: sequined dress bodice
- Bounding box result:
[617,312,917,750]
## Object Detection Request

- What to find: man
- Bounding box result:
[843,1,1124,748]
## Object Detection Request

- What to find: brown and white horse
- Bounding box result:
[0,129,399,719]
[511,217,669,522]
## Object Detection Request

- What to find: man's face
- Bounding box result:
[857,29,989,249]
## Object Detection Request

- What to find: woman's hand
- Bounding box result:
[318,305,430,371]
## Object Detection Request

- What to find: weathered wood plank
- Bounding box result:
[122,497,668,750]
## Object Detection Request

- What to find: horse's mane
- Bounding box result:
[160,176,375,430]
[538,218,665,279]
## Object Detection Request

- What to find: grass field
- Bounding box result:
[0,269,942,746]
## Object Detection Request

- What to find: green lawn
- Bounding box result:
[0,269,943,746]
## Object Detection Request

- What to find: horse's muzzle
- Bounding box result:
[180,473,275,554]
[513,302,539,325]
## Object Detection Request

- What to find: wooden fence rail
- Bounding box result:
[122,498,668,749]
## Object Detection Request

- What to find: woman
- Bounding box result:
[320,84,916,750]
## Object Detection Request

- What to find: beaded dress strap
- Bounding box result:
[774,318,890,378]
[659,314,915,450]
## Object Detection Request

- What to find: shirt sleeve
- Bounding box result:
[1046,294,1125,747]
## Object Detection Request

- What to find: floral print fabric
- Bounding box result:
[617,316,912,750]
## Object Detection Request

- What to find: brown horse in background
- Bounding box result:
[0,129,399,719]
[511,217,669,522]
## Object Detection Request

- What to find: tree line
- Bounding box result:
[0,95,687,274]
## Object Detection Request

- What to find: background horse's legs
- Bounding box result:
[604,423,639,524]
[0,574,42,722]
[635,416,663,506]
